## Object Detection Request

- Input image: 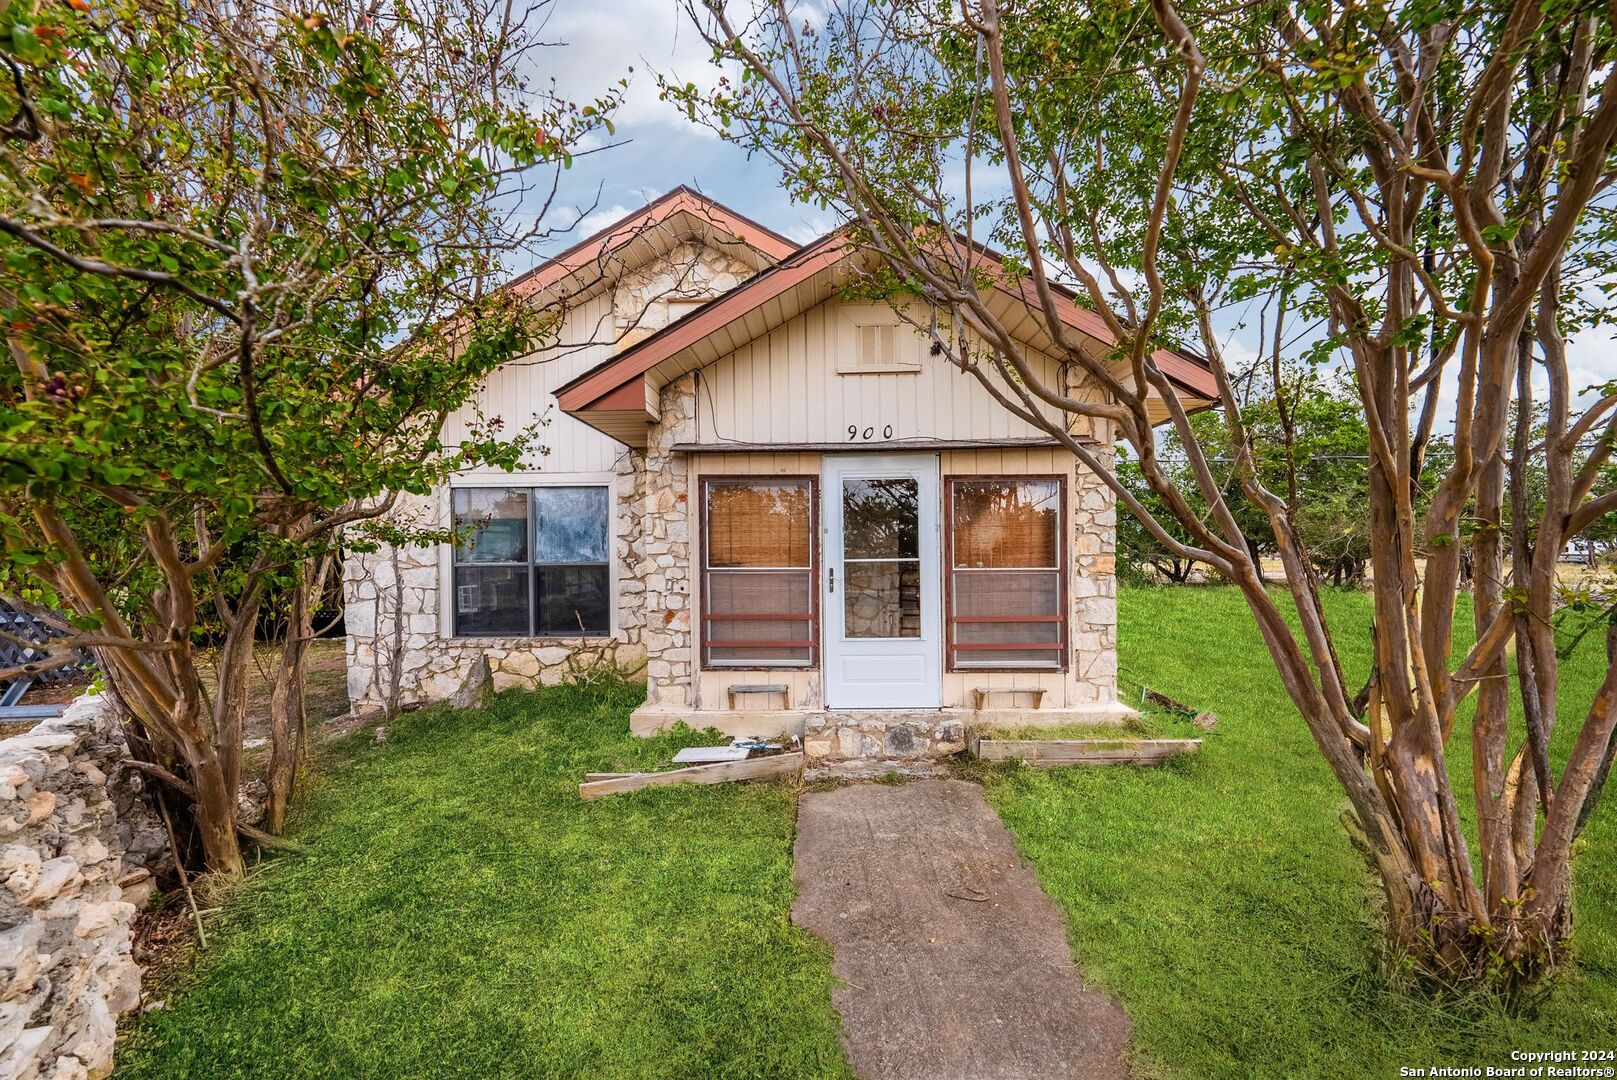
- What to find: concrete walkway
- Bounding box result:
[793,779,1131,1080]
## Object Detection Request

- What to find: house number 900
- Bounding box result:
[847,424,895,441]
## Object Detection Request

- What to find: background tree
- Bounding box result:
[1127,360,1435,585]
[1244,365,1377,585]
[677,0,1617,984]
[0,0,617,872]
[1116,449,1207,583]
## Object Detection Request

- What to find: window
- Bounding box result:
[841,477,921,638]
[452,486,610,637]
[947,478,1065,669]
[702,478,816,667]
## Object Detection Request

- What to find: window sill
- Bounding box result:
[450,633,614,642]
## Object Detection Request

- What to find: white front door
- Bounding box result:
[822,454,942,709]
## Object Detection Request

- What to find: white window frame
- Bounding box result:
[438,471,621,640]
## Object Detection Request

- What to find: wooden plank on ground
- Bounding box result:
[976,739,1201,767]
[671,746,753,764]
[579,752,803,800]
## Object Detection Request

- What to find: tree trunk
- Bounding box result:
[266,555,326,833]
[184,733,247,876]
[100,649,246,876]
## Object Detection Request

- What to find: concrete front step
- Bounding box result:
[628,702,1137,762]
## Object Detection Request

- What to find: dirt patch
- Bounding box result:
[19,675,95,706]
[194,637,351,745]
[132,903,197,979]
[793,779,1131,1080]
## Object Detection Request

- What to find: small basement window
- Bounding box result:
[702,478,817,667]
[947,478,1065,670]
[452,486,611,637]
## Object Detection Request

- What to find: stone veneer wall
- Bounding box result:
[1061,363,1121,708]
[1070,438,1119,705]
[0,695,163,1080]
[341,484,647,710]
[636,374,697,710]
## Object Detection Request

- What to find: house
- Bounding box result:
[341,187,1217,762]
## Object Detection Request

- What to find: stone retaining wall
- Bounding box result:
[0,695,161,1080]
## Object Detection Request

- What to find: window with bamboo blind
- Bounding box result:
[947,478,1065,670]
[702,478,817,667]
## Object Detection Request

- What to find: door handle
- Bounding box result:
[828,566,835,594]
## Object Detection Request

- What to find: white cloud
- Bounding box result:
[534,1,732,136]
[1564,324,1617,402]
[576,203,632,236]
[786,217,834,244]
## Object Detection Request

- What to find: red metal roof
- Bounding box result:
[506,186,797,302]
[554,227,1219,414]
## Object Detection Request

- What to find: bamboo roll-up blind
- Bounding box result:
[706,481,812,568]
[951,479,1059,568]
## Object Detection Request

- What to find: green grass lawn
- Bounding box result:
[117,587,1617,1078]
[116,681,852,1080]
[984,585,1617,1078]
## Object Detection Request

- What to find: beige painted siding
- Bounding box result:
[689,300,1069,447]
[442,292,627,476]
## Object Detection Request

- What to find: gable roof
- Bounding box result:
[507,186,798,308]
[554,227,1219,445]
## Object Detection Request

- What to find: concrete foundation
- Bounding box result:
[628,702,1137,762]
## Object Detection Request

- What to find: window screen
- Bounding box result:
[948,479,1064,669]
[702,479,816,667]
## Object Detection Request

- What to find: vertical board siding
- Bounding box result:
[689,298,1071,447]
[442,294,626,475]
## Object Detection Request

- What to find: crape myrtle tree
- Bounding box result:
[675,0,1617,983]
[1120,363,1393,585]
[0,0,619,873]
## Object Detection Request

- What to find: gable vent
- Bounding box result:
[856,323,899,368]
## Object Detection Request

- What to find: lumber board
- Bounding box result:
[671,746,752,764]
[579,752,803,799]
[976,738,1201,767]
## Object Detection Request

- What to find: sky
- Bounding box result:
[522,1,835,251]
[525,1,1617,424]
